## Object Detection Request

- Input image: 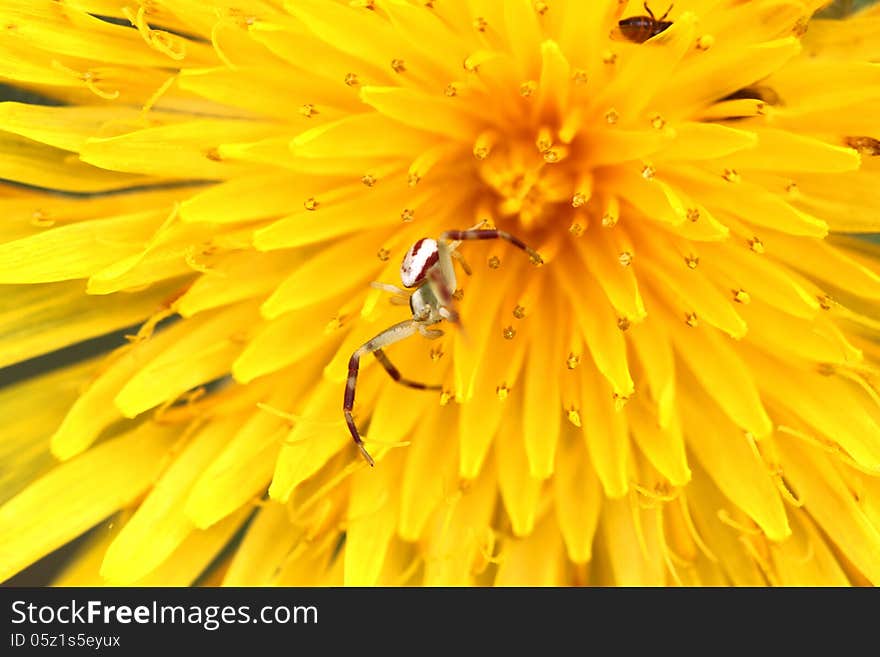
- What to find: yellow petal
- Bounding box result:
[367,337,445,449]
[641,254,747,339]
[255,179,461,250]
[778,440,880,584]
[179,66,353,121]
[274,531,344,586]
[0,208,164,284]
[291,113,435,160]
[673,168,828,238]
[788,168,880,233]
[742,302,862,366]
[382,0,469,82]
[605,167,686,228]
[233,301,337,384]
[100,415,245,584]
[495,514,566,586]
[680,393,789,541]
[602,496,666,586]
[700,240,820,320]
[752,350,880,471]
[49,321,197,460]
[670,321,773,438]
[0,185,196,242]
[596,11,696,119]
[556,260,634,396]
[628,307,676,427]
[522,294,562,479]
[223,502,300,586]
[344,450,404,586]
[269,375,379,504]
[249,19,387,86]
[79,120,278,178]
[0,4,196,67]
[397,403,459,541]
[423,465,498,586]
[186,400,288,528]
[769,59,880,115]
[554,1,618,79]
[576,227,646,322]
[178,251,293,318]
[51,513,122,586]
[0,102,147,152]
[628,398,691,487]
[659,123,759,162]
[657,38,802,116]
[285,0,404,75]
[360,86,478,141]
[536,40,571,120]
[0,422,176,583]
[179,171,347,224]
[684,468,765,585]
[458,298,527,478]
[581,370,630,498]
[0,358,100,504]
[261,229,388,317]
[114,301,256,417]
[781,236,880,301]
[585,127,670,168]
[134,508,250,586]
[722,128,861,173]
[553,427,602,563]
[0,278,178,368]
[770,510,850,586]
[496,389,543,536]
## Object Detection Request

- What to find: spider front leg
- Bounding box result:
[450,249,472,276]
[439,228,544,265]
[344,319,440,466]
[427,265,460,325]
[370,281,411,306]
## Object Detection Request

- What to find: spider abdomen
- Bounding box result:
[401,238,440,288]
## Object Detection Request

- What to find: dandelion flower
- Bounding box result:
[1,0,880,587]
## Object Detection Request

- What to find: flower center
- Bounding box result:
[477,131,573,231]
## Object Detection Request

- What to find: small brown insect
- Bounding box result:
[618,3,673,43]
[844,136,880,156]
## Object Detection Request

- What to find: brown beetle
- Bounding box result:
[618,3,673,43]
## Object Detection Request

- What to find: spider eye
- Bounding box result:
[400,238,439,288]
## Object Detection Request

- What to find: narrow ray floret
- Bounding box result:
[345,229,543,466]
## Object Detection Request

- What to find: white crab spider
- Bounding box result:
[344,228,543,466]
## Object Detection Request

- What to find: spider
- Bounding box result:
[344,228,543,466]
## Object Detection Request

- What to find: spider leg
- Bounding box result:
[427,266,460,324]
[451,249,472,276]
[446,219,490,265]
[370,281,409,295]
[370,281,412,305]
[438,228,543,265]
[345,319,431,466]
[373,349,442,391]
